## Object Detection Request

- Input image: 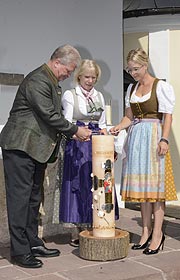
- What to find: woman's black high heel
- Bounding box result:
[131,232,152,250]
[143,234,165,255]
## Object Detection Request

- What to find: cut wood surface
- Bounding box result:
[79,229,129,261]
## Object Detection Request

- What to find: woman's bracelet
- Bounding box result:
[160,137,169,145]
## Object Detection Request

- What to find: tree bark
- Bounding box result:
[79,229,129,261]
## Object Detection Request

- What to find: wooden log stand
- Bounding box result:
[79,228,129,261]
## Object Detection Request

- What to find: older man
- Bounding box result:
[0,44,91,268]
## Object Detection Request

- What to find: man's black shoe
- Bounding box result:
[31,245,60,257]
[11,253,43,268]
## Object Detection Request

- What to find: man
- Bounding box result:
[0,44,91,268]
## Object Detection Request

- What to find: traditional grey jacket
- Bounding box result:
[0,64,78,163]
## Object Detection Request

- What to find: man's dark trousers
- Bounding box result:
[2,149,47,256]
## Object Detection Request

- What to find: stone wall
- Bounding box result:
[0,160,9,246]
[0,159,75,247]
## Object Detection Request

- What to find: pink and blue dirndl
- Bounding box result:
[121,118,177,202]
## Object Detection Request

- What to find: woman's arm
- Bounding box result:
[158,113,172,156]
[110,107,133,135]
[61,90,74,122]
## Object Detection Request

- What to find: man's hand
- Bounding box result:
[74,126,92,141]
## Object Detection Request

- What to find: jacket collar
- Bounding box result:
[42,63,59,85]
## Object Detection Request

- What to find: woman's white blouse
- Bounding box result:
[62,85,106,129]
[125,80,175,114]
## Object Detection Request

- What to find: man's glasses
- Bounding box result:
[126,65,144,74]
[57,59,75,76]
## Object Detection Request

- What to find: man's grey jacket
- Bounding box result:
[0,64,78,163]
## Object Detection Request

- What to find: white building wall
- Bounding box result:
[149,31,169,81]
[0,0,123,126]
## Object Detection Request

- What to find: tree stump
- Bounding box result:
[79,229,129,261]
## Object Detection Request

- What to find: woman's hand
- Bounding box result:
[158,113,172,156]
[109,124,121,136]
[109,115,132,136]
[158,141,169,156]
[114,151,118,161]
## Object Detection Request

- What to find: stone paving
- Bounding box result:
[0,207,180,280]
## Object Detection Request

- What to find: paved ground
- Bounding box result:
[0,207,180,280]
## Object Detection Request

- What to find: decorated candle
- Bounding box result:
[92,135,115,237]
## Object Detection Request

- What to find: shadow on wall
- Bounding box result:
[62,45,112,105]
[77,45,120,124]
[77,46,112,105]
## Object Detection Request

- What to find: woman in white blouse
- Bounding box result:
[53,60,108,247]
[110,48,177,255]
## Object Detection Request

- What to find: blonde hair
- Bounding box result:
[74,59,101,85]
[127,48,149,66]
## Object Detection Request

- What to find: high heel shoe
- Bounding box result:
[143,234,165,255]
[131,232,152,250]
[70,239,79,247]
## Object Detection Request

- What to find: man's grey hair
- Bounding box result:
[50,44,81,66]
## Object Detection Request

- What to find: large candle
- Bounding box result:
[92,135,115,237]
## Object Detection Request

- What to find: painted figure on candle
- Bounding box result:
[104,159,113,213]
[104,176,112,193]
[104,159,112,194]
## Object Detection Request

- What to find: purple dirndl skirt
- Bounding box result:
[59,121,100,224]
[59,121,119,224]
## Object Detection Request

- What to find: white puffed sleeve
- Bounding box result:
[125,84,134,108]
[61,90,74,122]
[157,80,175,114]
